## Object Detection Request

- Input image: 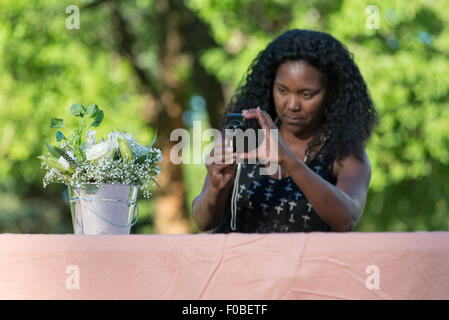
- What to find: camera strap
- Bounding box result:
[230,163,242,231]
[230,163,282,231]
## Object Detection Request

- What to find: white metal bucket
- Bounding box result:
[67,183,139,235]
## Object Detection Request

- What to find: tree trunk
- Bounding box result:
[110,0,226,233]
[153,0,192,233]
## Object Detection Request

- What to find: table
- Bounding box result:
[0,232,448,299]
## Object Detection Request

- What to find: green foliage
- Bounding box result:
[39,103,162,199]
[46,103,105,164]
[186,0,449,230]
[0,0,153,233]
[117,136,133,164]
[0,0,448,233]
[44,141,60,158]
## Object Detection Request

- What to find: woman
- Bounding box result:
[192,29,379,233]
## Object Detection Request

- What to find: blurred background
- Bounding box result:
[0,0,448,234]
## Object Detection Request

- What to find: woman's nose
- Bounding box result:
[286,95,301,111]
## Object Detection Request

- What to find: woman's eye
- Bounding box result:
[303,93,312,99]
[278,88,287,95]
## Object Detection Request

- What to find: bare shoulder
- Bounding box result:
[333,149,371,183]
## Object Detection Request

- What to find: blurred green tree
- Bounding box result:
[0,0,448,233]
[0,0,225,234]
[185,0,449,230]
[0,0,150,232]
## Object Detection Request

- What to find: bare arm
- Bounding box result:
[192,174,234,231]
[240,107,372,232]
[281,150,372,232]
[192,141,237,231]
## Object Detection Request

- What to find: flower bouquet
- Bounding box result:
[39,104,162,234]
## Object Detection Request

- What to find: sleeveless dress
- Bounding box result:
[213,145,337,233]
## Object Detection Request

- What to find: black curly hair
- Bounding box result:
[220,29,379,166]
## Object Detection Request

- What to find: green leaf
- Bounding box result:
[118,136,133,164]
[56,131,67,142]
[113,148,121,161]
[44,142,61,158]
[50,118,65,129]
[90,109,104,127]
[149,128,157,148]
[73,147,86,163]
[86,104,99,118]
[135,154,148,165]
[38,155,69,173]
[53,146,77,168]
[150,176,160,187]
[70,104,84,117]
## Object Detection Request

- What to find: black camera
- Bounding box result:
[224,113,260,154]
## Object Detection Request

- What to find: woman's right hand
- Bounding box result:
[205,140,237,191]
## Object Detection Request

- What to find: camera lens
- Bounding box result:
[225,116,252,155]
[225,117,246,154]
[226,118,247,131]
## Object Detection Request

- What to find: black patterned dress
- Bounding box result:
[213,147,337,233]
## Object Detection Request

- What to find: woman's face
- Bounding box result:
[273,59,328,139]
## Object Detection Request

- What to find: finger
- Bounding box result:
[241,108,258,118]
[242,108,269,130]
[255,106,278,129]
[212,141,227,150]
[256,106,270,128]
[208,151,236,165]
[207,144,233,161]
[212,153,236,166]
[257,106,276,128]
[213,146,234,157]
[223,153,237,165]
[242,106,269,119]
[211,141,231,152]
[238,150,257,161]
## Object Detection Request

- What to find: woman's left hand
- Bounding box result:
[239,106,292,168]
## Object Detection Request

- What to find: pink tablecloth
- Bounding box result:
[0,232,448,300]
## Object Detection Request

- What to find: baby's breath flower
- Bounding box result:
[41,130,162,198]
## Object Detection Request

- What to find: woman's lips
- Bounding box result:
[285,117,304,124]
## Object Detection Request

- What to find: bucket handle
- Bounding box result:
[73,189,140,228]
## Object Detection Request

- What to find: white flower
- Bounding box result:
[108,130,131,142]
[58,156,70,171]
[41,126,163,198]
[83,131,98,154]
[108,131,117,142]
[66,150,77,162]
[85,141,115,161]
[85,130,97,145]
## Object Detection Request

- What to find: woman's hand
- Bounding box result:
[205,139,237,191]
[239,106,292,169]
